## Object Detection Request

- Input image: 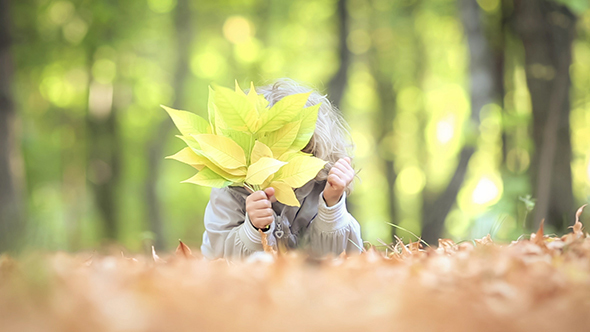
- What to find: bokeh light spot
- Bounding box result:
[436,120,454,144]
[49,1,75,26]
[92,59,117,84]
[347,29,371,54]
[234,38,262,64]
[63,16,88,44]
[191,52,225,78]
[148,0,177,14]
[472,177,499,205]
[223,16,254,44]
[396,166,426,195]
[476,0,499,12]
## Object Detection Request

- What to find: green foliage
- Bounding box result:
[164,83,326,207]
[552,0,589,15]
[8,0,590,251]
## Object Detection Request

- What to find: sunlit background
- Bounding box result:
[1,0,590,253]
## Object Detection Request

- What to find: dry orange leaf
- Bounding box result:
[259,229,275,255]
[175,240,195,259]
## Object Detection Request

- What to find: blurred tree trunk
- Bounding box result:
[86,2,122,241]
[145,0,194,250]
[496,0,509,163]
[87,92,121,240]
[422,0,498,244]
[368,6,398,236]
[327,0,350,109]
[0,0,24,251]
[373,75,397,235]
[327,0,358,218]
[513,0,575,230]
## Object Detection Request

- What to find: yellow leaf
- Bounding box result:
[278,150,312,162]
[259,121,301,157]
[162,105,211,136]
[274,155,327,188]
[251,141,273,164]
[207,86,217,134]
[182,168,233,188]
[270,181,300,207]
[247,82,268,114]
[166,147,207,168]
[204,159,246,179]
[176,135,202,151]
[290,103,320,152]
[221,129,254,161]
[246,157,287,185]
[194,134,247,169]
[170,145,244,180]
[214,107,228,134]
[256,92,311,133]
[213,85,258,133]
[261,174,274,189]
[234,79,243,94]
[174,137,245,178]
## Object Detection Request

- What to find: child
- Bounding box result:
[201,79,362,259]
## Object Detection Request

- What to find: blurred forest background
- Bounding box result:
[1,0,590,253]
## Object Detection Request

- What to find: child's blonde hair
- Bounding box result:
[255,79,355,194]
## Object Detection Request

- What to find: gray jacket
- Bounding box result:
[201,180,363,259]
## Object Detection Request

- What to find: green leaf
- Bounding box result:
[274,155,327,188]
[207,86,217,134]
[162,105,211,136]
[246,157,287,185]
[250,141,273,164]
[182,168,232,188]
[289,103,320,152]
[259,120,301,157]
[256,92,311,133]
[193,134,247,169]
[213,85,258,132]
[270,181,300,207]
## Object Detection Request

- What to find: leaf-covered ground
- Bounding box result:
[1,208,590,332]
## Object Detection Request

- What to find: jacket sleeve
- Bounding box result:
[307,191,363,257]
[201,188,274,260]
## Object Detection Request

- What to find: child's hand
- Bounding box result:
[246,187,276,229]
[323,157,354,207]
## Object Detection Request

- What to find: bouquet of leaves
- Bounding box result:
[163,82,327,207]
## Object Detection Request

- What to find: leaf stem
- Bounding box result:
[244,183,255,193]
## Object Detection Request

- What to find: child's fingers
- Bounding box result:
[327,173,346,189]
[333,160,353,174]
[330,166,354,184]
[251,216,273,228]
[252,199,272,210]
[264,187,277,203]
[249,190,268,202]
[329,167,346,180]
[251,208,273,219]
[264,187,275,197]
[336,158,354,172]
